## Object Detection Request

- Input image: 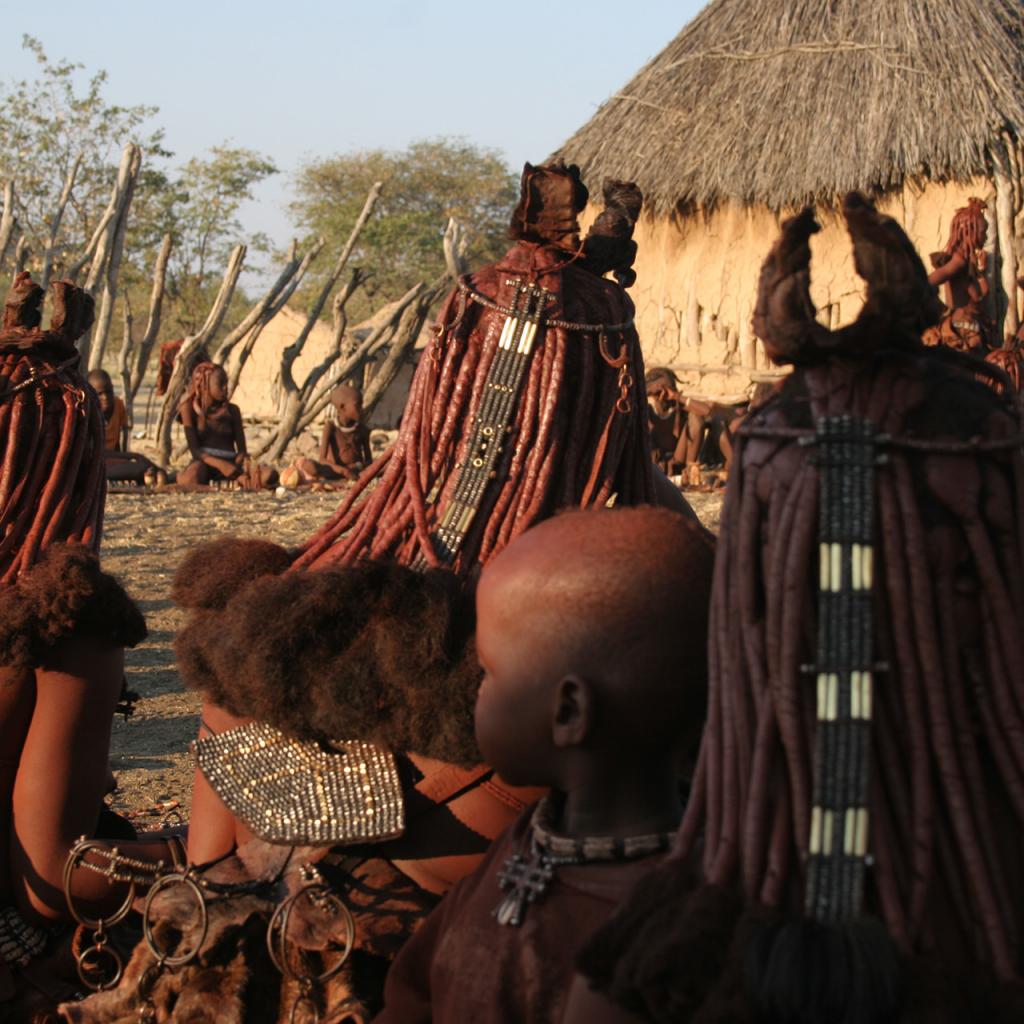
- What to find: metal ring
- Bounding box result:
[63,841,137,931]
[143,873,209,968]
[289,994,320,1024]
[266,884,355,984]
[76,942,124,991]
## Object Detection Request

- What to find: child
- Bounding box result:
[374,505,714,1023]
[87,369,166,485]
[285,383,371,486]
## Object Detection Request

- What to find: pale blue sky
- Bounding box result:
[3,2,703,260]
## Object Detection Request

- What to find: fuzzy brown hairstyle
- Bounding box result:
[0,543,146,668]
[175,560,482,765]
[171,538,294,611]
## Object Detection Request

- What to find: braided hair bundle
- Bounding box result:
[0,272,105,583]
[295,165,655,575]
[580,195,1024,1023]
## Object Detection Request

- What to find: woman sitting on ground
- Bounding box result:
[0,274,177,1012]
[176,362,248,488]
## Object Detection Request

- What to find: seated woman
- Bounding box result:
[176,362,247,488]
[0,274,179,1013]
[86,369,167,485]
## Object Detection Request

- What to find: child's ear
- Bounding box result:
[551,676,594,748]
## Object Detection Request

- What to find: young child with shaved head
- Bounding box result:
[373,505,714,1024]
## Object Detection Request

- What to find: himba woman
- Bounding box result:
[0,274,181,1019]
[925,196,991,354]
[568,195,1024,1023]
[62,164,700,1022]
[176,361,248,488]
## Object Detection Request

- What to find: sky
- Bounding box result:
[1,1,704,268]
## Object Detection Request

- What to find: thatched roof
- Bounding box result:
[557,0,1024,216]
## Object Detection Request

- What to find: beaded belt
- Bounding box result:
[0,904,48,967]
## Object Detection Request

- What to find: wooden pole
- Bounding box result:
[89,146,142,371]
[129,234,173,399]
[39,154,83,291]
[994,139,1018,341]
[0,181,17,274]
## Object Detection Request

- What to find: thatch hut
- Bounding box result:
[558,0,1024,397]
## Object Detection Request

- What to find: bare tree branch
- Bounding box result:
[362,287,437,416]
[253,280,424,461]
[155,243,246,464]
[443,217,469,280]
[39,153,83,291]
[13,236,30,275]
[128,232,173,398]
[116,294,135,430]
[0,181,18,274]
[88,145,142,371]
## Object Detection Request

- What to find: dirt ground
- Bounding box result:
[102,487,723,829]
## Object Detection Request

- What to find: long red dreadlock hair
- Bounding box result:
[295,165,655,575]
[0,272,105,583]
[172,165,660,762]
[580,195,1024,1023]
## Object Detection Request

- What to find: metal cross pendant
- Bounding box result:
[492,850,554,927]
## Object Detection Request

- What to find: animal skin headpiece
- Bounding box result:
[508,161,589,249]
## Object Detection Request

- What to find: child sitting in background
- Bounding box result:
[373,505,714,1024]
[282,383,372,487]
[87,369,166,485]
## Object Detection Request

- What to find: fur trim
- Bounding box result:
[176,561,482,766]
[171,538,293,610]
[0,544,145,668]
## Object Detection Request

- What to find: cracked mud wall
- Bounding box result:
[614,178,993,400]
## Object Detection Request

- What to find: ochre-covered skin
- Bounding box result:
[577,196,1024,1023]
[288,383,372,484]
[924,197,991,354]
[0,275,150,1017]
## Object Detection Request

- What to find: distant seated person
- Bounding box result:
[87,369,166,485]
[177,361,277,490]
[283,383,371,487]
[374,505,714,1024]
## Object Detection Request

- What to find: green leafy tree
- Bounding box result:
[138,145,278,335]
[291,138,517,315]
[0,35,169,265]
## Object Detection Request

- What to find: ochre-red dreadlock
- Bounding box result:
[579,195,1024,1023]
[0,272,105,583]
[295,168,655,575]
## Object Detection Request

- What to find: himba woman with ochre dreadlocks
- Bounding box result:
[0,274,184,1019]
[61,164,702,1023]
[567,194,1024,1024]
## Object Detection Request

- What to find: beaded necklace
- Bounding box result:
[492,798,674,927]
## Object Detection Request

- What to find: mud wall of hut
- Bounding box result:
[621,178,998,400]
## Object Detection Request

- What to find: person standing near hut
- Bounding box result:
[926,197,992,353]
[557,0,1024,380]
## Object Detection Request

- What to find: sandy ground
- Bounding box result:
[102,487,723,829]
